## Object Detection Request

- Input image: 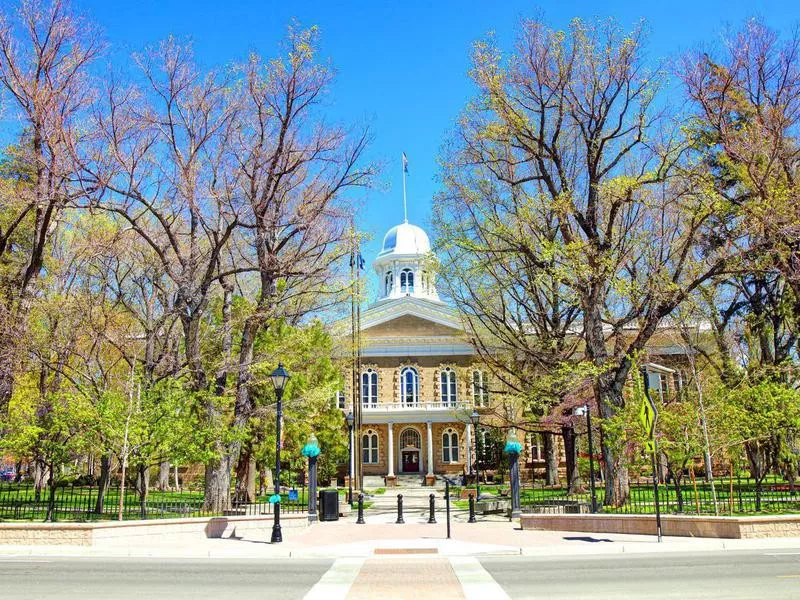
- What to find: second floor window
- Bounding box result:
[472,370,490,407]
[440,367,457,405]
[335,391,346,409]
[362,369,378,407]
[400,366,419,405]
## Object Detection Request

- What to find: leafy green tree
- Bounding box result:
[719,380,800,510]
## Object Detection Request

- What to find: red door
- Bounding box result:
[402,451,418,473]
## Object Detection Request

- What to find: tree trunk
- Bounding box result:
[543,432,559,486]
[562,426,582,494]
[136,464,150,502]
[203,278,235,511]
[137,464,149,519]
[173,465,181,491]
[204,454,234,512]
[33,459,47,501]
[235,449,257,503]
[596,376,631,507]
[94,455,110,515]
[157,461,170,491]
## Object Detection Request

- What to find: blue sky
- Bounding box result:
[78,0,798,278]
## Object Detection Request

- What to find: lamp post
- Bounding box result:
[345,411,354,506]
[270,363,290,543]
[302,433,321,522]
[575,404,598,514]
[470,409,481,500]
[505,429,522,520]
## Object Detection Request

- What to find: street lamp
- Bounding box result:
[470,409,481,500]
[575,404,598,513]
[302,432,321,522]
[345,411,355,506]
[505,429,522,520]
[270,363,290,543]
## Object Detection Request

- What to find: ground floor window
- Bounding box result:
[362,429,378,464]
[442,428,459,462]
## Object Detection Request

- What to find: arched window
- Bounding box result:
[442,428,459,462]
[527,433,542,461]
[361,369,378,408]
[400,428,421,449]
[400,367,418,405]
[385,271,393,295]
[362,429,378,464]
[472,370,490,407]
[400,268,414,294]
[440,367,457,406]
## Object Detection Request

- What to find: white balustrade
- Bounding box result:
[347,400,471,413]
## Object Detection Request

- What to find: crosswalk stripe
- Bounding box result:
[449,556,511,600]
[304,557,365,600]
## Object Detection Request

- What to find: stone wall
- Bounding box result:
[519,513,800,539]
[0,514,309,546]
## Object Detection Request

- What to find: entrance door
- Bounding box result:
[401,450,419,473]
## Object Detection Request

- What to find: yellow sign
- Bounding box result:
[639,391,657,454]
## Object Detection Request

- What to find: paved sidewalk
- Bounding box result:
[4,512,800,560]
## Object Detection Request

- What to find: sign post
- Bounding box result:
[639,367,662,543]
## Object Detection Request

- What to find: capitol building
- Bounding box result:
[338,220,490,486]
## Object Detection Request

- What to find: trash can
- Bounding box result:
[319,489,339,521]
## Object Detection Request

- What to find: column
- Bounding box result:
[387,422,395,477]
[465,423,473,475]
[426,421,434,476]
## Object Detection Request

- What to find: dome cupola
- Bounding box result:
[373,221,439,302]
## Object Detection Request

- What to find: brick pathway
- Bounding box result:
[346,558,466,599]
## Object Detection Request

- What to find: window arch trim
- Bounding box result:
[442,427,459,463]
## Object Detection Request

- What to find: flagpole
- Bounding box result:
[402,153,408,223]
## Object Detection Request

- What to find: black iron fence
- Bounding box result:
[520,475,800,515]
[0,483,309,522]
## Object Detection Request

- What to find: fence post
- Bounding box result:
[445,479,451,539]
[396,493,404,524]
[356,493,365,524]
[428,493,436,524]
[468,494,476,523]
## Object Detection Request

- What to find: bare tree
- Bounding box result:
[682,19,800,329]
[0,0,101,410]
[208,26,374,508]
[436,17,756,505]
[84,37,242,395]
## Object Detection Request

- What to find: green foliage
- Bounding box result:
[1,375,95,480]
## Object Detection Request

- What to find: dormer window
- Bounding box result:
[385,271,393,295]
[400,268,414,294]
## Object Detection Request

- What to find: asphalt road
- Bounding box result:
[482,549,800,599]
[1,549,799,599]
[0,557,334,600]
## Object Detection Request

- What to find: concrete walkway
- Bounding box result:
[4,512,800,560]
